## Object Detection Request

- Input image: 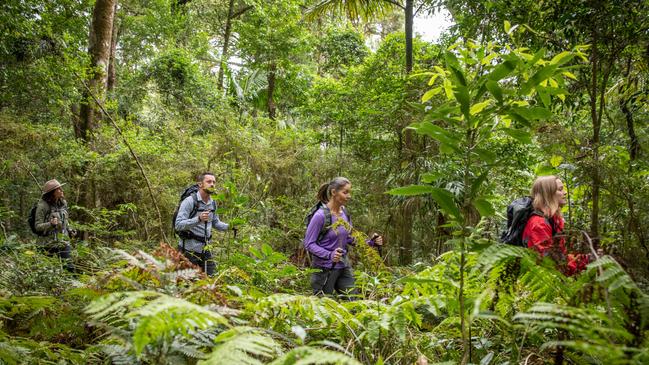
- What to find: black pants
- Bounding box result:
[40,244,75,272]
[180,248,215,276]
[311,267,357,298]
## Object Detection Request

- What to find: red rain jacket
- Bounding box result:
[522,214,589,276]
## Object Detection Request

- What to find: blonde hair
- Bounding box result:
[530,175,562,217]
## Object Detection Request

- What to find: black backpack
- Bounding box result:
[500,196,556,246]
[172,184,216,239]
[28,202,48,236]
[304,202,349,243]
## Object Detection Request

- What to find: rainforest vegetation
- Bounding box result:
[1,0,648,363]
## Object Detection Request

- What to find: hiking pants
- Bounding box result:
[311,267,357,299]
[180,248,216,276]
[39,244,75,273]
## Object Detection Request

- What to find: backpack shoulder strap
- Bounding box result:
[341,206,350,222]
[316,205,331,243]
[188,193,200,218]
[531,210,557,236]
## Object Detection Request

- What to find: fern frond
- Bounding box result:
[86,291,231,356]
[85,291,158,322]
[517,258,571,302]
[253,294,355,328]
[164,268,202,283]
[170,339,208,360]
[473,243,530,275]
[268,345,362,365]
[100,343,139,365]
[514,302,632,342]
[585,256,637,292]
[113,249,148,269]
[135,250,164,270]
[198,327,282,365]
[0,340,31,365]
[128,295,230,355]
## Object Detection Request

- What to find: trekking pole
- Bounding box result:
[203,217,209,273]
[53,209,59,242]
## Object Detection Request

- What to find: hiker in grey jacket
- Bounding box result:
[175,172,232,276]
[34,179,75,272]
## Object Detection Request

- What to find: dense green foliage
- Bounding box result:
[1,0,648,363]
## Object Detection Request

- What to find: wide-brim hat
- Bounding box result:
[42,179,66,195]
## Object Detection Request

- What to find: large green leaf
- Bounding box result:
[488,60,516,82]
[485,81,503,103]
[387,185,461,220]
[473,198,495,217]
[454,84,471,120]
[510,106,553,121]
[387,185,437,196]
[522,64,558,93]
[503,128,533,144]
[407,122,461,152]
[549,51,574,66]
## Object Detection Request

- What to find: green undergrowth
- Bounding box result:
[0,236,647,364]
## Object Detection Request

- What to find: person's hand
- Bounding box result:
[332,247,343,263]
[50,217,59,227]
[198,211,210,222]
[372,233,383,246]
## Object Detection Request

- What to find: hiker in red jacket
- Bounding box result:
[522,175,589,276]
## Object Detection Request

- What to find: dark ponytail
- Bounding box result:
[316,177,350,204]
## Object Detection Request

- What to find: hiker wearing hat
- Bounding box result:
[33,179,74,271]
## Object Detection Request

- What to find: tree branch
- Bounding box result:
[383,0,405,10]
[232,5,253,19]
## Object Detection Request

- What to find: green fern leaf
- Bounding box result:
[199,327,281,365]
[268,346,362,365]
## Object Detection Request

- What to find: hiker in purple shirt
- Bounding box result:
[304,177,383,297]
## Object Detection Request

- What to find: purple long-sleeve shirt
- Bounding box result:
[304,208,375,269]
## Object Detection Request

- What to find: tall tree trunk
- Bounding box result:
[217,0,236,90]
[78,0,117,142]
[588,25,601,246]
[107,1,120,93]
[267,62,277,120]
[397,119,415,265]
[621,97,641,162]
[404,0,413,73]
[77,0,116,240]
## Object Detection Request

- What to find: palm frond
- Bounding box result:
[305,0,398,22]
